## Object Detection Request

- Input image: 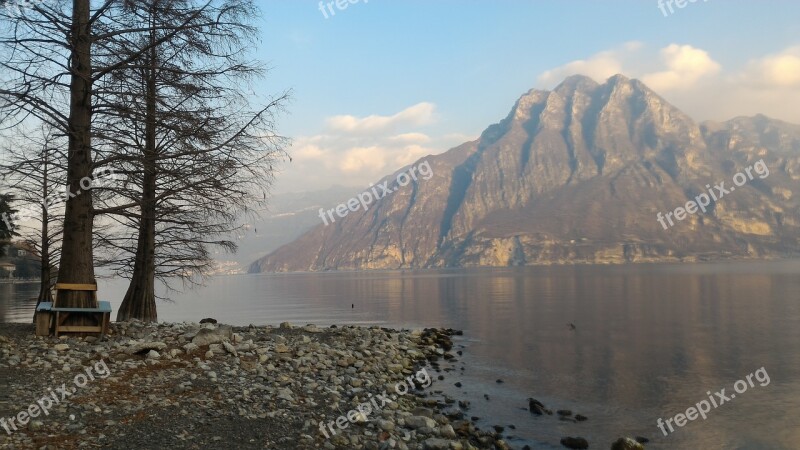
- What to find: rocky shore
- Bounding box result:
[0,321,520,450]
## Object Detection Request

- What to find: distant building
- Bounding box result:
[0,241,41,279]
[0,262,16,278]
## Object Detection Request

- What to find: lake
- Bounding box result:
[2,261,799,449]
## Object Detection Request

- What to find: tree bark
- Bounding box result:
[117,9,158,322]
[33,155,53,319]
[55,0,97,310]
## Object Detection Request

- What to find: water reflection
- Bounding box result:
[1,262,799,448]
[0,282,38,323]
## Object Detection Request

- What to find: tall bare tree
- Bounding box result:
[1,1,275,322]
[0,0,107,311]
[0,124,66,307]
[91,0,288,322]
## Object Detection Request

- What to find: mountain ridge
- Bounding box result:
[250,74,800,273]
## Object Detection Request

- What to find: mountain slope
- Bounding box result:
[250,75,800,273]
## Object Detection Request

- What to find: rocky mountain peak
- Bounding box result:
[250,75,800,273]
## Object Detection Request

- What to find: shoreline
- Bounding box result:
[0,321,513,450]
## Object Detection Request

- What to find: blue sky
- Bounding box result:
[252,1,800,193]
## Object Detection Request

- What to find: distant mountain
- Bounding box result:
[250,74,800,273]
[210,185,361,274]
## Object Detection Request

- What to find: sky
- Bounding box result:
[253,0,800,194]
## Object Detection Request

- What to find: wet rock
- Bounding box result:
[560,437,589,449]
[495,441,511,450]
[528,398,548,415]
[611,437,645,450]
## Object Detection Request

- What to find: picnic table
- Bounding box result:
[35,283,112,337]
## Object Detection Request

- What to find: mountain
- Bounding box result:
[249,74,800,273]
[209,185,362,274]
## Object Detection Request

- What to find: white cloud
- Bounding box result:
[389,132,431,144]
[292,141,326,161]
[274,103,466,193]
[740,46,800,89]
[325,102,436,134]
[393,144,431,168]
[642,44,721,91]
[340,147,387,173]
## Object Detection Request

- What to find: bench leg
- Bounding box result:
[35,312,52,337]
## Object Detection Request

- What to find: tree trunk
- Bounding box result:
[56,0,97,310]
[117,16,158,322]
[33,166,53,322]
[116,215,156,321]
[38,156,53,305]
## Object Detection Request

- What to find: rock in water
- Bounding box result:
[611,437,645,450]
[528,398,549,415]
[560,436,589,449]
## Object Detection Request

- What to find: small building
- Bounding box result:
[0,262,16,278]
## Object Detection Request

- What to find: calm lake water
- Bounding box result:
[2,261,800,449]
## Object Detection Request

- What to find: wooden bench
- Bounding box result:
[34,283,112,337]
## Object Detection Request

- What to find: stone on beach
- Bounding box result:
[0,322,490,450]
[191,325,233,346]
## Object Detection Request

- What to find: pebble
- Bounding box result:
[0,322,492,449]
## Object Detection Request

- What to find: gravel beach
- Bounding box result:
[0,321,515,450]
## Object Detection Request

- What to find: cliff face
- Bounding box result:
[250,75,800,273]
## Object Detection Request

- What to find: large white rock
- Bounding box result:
[191,326,233,346]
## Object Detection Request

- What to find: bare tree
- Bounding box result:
[0,124,66,307]
[0,0,101,311]
[91,0,288,322]
[1,1,275,322]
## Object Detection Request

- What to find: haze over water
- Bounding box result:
[3,261,799,448]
